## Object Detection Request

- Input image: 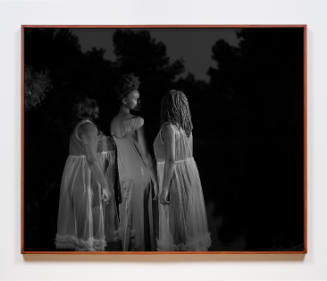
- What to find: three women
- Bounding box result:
[55,76,211,251]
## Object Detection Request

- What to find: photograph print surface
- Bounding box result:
[22,26,306,253]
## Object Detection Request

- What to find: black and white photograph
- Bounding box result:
[22,26,306,253]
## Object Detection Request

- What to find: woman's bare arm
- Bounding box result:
[160,124,176,204]
[79,123,110,201]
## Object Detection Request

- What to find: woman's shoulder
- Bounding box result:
[160,122,176,141]
[111,114,144,137]
[161,122,176,132]
[76,119,97,136]
[112,114,143,125]
[128,114,144,124]
[72,119,98,143]
[79,120,97,131]
[123,115,144,131]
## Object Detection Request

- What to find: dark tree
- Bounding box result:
[24,29,102,250]
[207,28,304,250]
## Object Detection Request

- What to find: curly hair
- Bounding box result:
[114,73,140,102]
[72,96,99,122]
[160,90,193,137]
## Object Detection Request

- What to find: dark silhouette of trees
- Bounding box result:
[206,28,304,250]
[113,29,184,82]
[24,65,52,111]
[24,29,84,250]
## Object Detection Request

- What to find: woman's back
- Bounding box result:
[154,123,193,163]
[110,114,155,251]
[56,119,107,251]
[154,122,211,251]
[110,115,148,182]
[110,115,144,139]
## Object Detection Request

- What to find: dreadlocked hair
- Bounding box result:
[114,73,140,102]
[160,89,193,137]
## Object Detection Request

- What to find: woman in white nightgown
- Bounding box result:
[111,74,158,251]
[55,97,111,251]
[153,90,211,251]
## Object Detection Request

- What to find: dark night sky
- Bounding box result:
[71,28,240,81]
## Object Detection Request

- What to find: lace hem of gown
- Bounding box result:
[157,232,211,251]
[106,228,122,243]
[55,234,106,251]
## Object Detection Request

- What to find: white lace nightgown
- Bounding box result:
[111,116,156,251]
[153,123,211,251]
[55,119,106,251]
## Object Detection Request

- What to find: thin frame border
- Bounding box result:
[21,24,307,255]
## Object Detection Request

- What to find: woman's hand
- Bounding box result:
[152,181,158,201]
[80,122,111,205]
[150,173,158,200]
[102,186,112,204]
[159,189,170,205]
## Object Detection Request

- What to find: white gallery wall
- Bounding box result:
[0,0,326,280]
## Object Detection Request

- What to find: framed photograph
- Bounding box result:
[21,25,306,254]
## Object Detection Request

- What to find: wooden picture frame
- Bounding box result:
[21,25,307,254]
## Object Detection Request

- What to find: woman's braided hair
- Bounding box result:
[160,89,193,137]
[114,73,140,102]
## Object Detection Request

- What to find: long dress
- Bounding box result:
[111,116,155,251]
[55,119,106,251]
[97,132,121,244]
[153,123,211,251]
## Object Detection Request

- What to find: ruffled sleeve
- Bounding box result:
[123,116,144,134]
[160,123,175,144]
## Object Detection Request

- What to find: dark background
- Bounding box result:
[23,27,304,251]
